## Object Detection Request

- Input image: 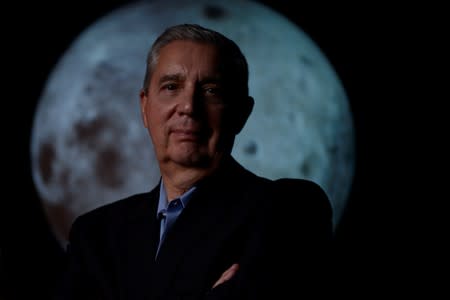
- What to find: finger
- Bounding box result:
[212,263,239,289]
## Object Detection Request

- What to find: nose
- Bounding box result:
[177,85,198,116]
[178,99,193,115]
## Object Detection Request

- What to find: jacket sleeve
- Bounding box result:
[205,178,334,299]
[53,214,113,300]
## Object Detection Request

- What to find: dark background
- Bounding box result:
[3,1,435,298]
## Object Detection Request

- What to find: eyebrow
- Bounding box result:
[158,73,224,86]
[158,74,184,85]
[198,75,223,85]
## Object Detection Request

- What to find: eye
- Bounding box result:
[203,84,224,97]
[202,86,225,104]
[163,83,177,91]
[204,87,219,95]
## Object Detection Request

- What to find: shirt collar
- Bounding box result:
[157,179,196,216]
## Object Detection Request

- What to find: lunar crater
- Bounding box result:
[243,140,258,155]
[203,4,227,20]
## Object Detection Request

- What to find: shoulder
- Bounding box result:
[273,178,331,210]
[70,189,157,235]
[271,178,333,239]
[230,158,328,205]
[81,191,151,217]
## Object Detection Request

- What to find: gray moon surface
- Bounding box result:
[30,0,355,244]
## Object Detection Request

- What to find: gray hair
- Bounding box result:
[142,24,249,98]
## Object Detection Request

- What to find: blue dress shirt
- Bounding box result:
[156,180,196,256]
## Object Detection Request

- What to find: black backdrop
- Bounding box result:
[3,1,428,298]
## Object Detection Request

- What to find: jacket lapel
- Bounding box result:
[150,185,218,297]
[150,158,252,297]
[116,189,160,300]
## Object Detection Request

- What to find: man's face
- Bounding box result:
[140,40,237,169]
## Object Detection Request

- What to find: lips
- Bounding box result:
[170,128,202,142]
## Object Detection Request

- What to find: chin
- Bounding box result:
[168,142,223,167]
[171,151,210,167]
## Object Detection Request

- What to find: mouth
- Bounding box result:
[170,128,202,142]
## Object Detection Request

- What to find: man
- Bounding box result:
[55,23,333,299]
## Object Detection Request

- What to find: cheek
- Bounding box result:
[210,109,232,132]
[147,100,168,124]
[146,111,165,138]
[207,106,227,124]
[208,114,233,145]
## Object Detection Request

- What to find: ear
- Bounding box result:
[139,89,149,128]
[232,96,254,134]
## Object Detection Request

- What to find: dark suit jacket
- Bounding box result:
[55,157,332,299]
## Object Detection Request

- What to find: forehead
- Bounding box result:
[153,40,223,76]
[158,40,219,57]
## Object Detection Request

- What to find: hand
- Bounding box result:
[212,263,239,289]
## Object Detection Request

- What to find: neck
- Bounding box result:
[160,157,226,201]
